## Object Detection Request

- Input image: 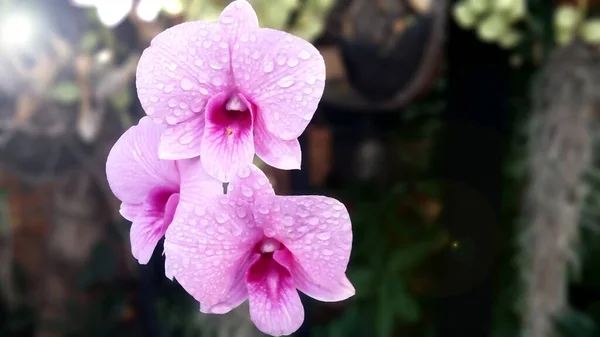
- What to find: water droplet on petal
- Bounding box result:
[205,226,215,235]
[264,228,276,237]
[210,61,223,70]
[180,78,194,90]
[165,115,178,125]
[199,87,209,95]
[194,59,203,67]
[237,166,250,178]
[221,15,234,24]
[317,232,331,240]
[236,207,247,218]
[307,217,319,226]
[299,50,311,60]
[277,76,294,88]
[215,212,229,224]
[276,55,287,65]
[287,57,299,67]
[241,186,253,198]
[211,77,223,86]
[263,60,274,73]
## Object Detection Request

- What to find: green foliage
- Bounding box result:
[316,177,446,337]
[51,81,81,104]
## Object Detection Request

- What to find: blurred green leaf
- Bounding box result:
[393,282,421,323]
[110,90,131,113]
[387,240,437,274]
[80,31,99,52]
[51,82,81,104]
[557,308,598,337]
[376,283,395,337]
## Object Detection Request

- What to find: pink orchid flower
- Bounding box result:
[164,165,354,336]
[136,0,326,182]
[106,116,222,264]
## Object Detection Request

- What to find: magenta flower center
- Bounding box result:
[146,188,180,228]
[207,92,253,138]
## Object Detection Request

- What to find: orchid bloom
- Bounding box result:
[164,165,354,336]
[106,117,222,264]
[136,0,326,182]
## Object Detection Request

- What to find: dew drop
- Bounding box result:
[165,115,178,125]
[180,78,194,90]
[179,133,194,144]
[211,77,224,86]
[194,59,204,67]
[241,186,253,198]
[307,217,319,226]
[287,57,299,67]
[205,226,215,235]
[276,55,287,65]
[215,212,229,224]
[237,166,251,178]
[236,207,247,218]
[277,76,294,88]
[299,50,311,60]
[317,232,331,241]
[199,87,209,95]
[210,61,223,70]
[263,60,274,73]
[220,15,234,24]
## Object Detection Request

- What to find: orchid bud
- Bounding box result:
[477,14,509,42]
[453,3,477,29]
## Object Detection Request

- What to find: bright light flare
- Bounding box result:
[0,12,36,50]
[95,0,133,27]
[136,0,163,22]
[163,0,183,16]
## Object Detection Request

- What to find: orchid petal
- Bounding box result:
[254,113,301,170]
[130,192,180,264]
[246,254,304,336]
[106,117,179,204]
[227,164,276,202]
[136,21,233,126]
[231,28,325,140]
[218,0,259,39]
[120,203,144,222]
[200,93,255,182]
[254,195,354,302]
[158,115,205,160]
[164,160,262,312]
